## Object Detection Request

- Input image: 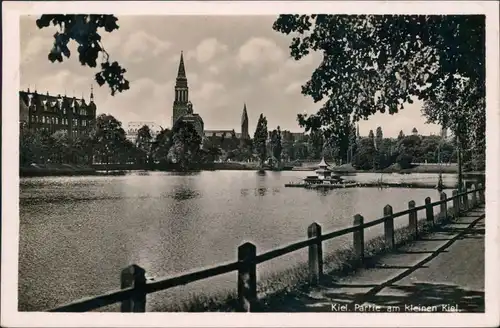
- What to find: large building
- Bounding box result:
[19,87,97,138]
[126,121,161,143]
[171,51,204,138]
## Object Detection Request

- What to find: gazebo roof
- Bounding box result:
[318,157,329,168]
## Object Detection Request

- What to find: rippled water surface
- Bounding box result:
[19,171,458,311]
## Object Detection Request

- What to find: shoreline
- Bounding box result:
[19,162,485,178]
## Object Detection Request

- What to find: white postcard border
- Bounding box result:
[2,1,499,327]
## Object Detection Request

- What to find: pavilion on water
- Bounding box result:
[315,158,333,180]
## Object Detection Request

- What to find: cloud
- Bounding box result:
[33,70,90,97]
[208,64,220,75]
[237,37,285,66]
[122,31,171,62]
[284,81,303,95]
[99,78,173,127]
[186,38,228,63]
[21,36,48,64]
[192,81,225,102]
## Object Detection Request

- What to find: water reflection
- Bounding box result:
[255,187,267,197]
[168,188,201,200]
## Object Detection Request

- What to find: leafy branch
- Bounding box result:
[36,14,130,96]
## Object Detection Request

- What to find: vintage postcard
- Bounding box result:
[2,1,499,327]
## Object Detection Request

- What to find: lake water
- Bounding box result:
[19,171,459,311]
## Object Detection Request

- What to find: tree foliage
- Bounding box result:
[269,126,283,167]
[36,15,130,95]
[167,121,202,170]
[136,125,153,165]
[272,14,485,145]
[253,114,268,166]
[94,113,127,165]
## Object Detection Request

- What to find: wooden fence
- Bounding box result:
[49,183,485,313]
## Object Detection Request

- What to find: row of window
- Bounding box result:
[33,126,86,137]
[30,106,90,116]
[31,115,90,127]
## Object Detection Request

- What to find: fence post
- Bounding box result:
[308,222,323,286]
[408,200,418,239]
[478,183,485,204]
[238,242,257,312]
[120,264,147,312]
[470,183,477,208]
[425,197,434,224]
[463,188,469,212]
[440,192,447,221]
[353,215,364,262]
[383,205,394,249]
[452,190,460,219]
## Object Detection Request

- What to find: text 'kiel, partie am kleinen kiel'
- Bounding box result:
[330,303,461,313]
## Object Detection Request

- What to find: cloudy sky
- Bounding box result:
[20,15,441,137]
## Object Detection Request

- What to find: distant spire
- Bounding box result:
[90,84,94,102]
[241,102,248,125]
[177,51,186,78]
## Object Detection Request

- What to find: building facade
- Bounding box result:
[126,121,161,143]
[19,87,97,138]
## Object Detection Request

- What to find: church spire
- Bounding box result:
[90,84,94,102]
[241,103,248,125]
[241,102,249,139]
[177,51,186,78]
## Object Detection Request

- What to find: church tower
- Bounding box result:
[241,103,249,139]
[172,51,189,127]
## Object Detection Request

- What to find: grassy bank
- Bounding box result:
[330,163,462,174]
[154,203,470,312]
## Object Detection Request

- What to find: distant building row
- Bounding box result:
[19,87,97,139]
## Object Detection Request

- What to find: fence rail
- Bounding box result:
[49,183,485,313]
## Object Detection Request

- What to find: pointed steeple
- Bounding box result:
[241,103,248,125]
[241,102,249,139]
[177,51,186,78]
[90,84,94,102]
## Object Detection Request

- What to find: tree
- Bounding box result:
[168,121,202,170]
[307,130,324,159]
[273,14,485,188]
[152,128,173,164]
[273,15,484,127]
[368,129,375,144]
[35,15,129,95]
[347,124,358,163]
[352,138,376,170]
[375,126,383,150]
[398,130,405,140]
[136,125,153,165]
[253,114,268,167]
[270,126,283,167]
[94,114,127,168]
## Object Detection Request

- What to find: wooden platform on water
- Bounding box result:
[284,182,455,190]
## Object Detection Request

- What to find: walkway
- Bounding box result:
[266,206,485,313]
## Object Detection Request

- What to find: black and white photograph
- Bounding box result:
[2,1,499,327]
